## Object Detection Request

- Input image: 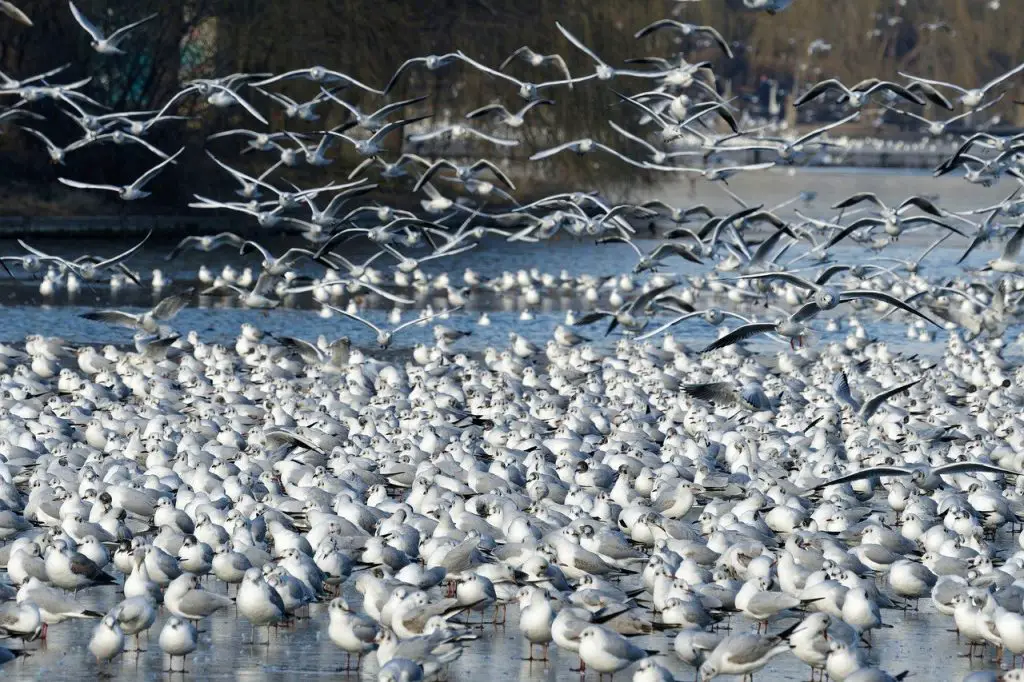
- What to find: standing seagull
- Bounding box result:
[1,0,30,25]
[68,1,157,55]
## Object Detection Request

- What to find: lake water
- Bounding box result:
[1,167,1021,680]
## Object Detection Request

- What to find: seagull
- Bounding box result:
[88,614,124,665]
[68,1,157,55]
[383,54,462,94]
[682,382,774,411]
[794,78,925,109]
[633,20,734,58]
[330,115,432,156]
[327,305,463,349]
[699,623,800,680]
[577,626,656,674]
[529,137,646,166]
[807,460,1020,493]
[80,288,194,333]
[408,123,518,148]
[644,161,778,184]
[499,47,574,84]
[19,230,151,283]
[597,235,703,272]
[465,99,554,128]
[556,22,678,81]
[733,272,942,327]
[236,568,286,644]
[573,282,677,335]
[718,112,860,163]
[981,224,1024,273]
[882,96,1001,137]
[0,601,43,642]
[164,232,247,261]
[456,50,597,100]
[830,371,924,422]
[159,617,198,673]
[108,597,157,651]
[328,598,379,668]
[349,153,431,181]
[250,65,384,93]
[635,307,756,340]
[698,306,821,353]
[251,86,330,121]
[322,90,428,133]
[900,61,1024,108]
[58,147,183,200]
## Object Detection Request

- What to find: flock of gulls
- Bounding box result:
[3,1,1024,681]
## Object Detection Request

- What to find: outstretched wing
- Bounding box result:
[930,461,1020,478]
[81,310,140,328]
[699,323,775,354]
[832,371,862,412]
[860,378,922,420]
[807,466,915,493]
[839,290,941,327]
[151,289,194,320]
[683,382,737,405]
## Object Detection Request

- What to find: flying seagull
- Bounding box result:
[68,1,157,55]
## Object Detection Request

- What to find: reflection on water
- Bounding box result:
[5,579,1011,681]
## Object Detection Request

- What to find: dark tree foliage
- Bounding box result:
[0,0,1020,210]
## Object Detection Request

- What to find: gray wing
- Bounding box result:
[177,589,232,617]
[81,310,140,328]
[725,635,788,666]
[931,462,1020,478]
[263,427,326,455]
[649,242,703,264]
[748,227,791,266]
[68,1,104,41]
[1002,225,1024,261]
[808,466,914,492]
[739,271,817,290]
[746,592,800,616]
[832,192,885,211]
[276,336,325,362]
[23,587,90,616]
[815,265,851,285]
[832,371,862,412]
[860,378,921,420]
[0,603,21,627]
[113,599,148,623]
[601,631,648,660]
[69,552,102,577]
[699,323,776,354]
[840,290,940,327]
[350,615,379,642]
[151,289,194,320]
[684,382,738,406]
[572,551,616,575]
[900,196,944,217]
[626,282,678,314]
[790,301,823,323]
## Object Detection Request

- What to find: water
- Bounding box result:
[1,167,1021,680]
[6,577,1015,680]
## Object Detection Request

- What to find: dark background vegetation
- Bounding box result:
[0,0,1022,214]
